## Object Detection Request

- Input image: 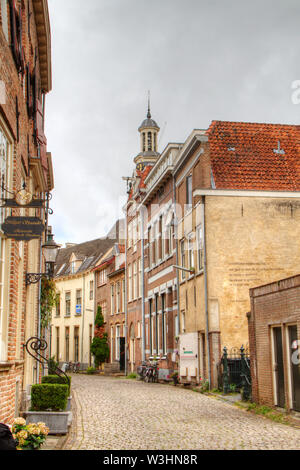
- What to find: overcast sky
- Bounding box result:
[46,0,300,245]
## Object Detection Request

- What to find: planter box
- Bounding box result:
[25,411,71,435]
[66,396,72,411]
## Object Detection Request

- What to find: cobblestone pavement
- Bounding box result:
[63,374,300,450]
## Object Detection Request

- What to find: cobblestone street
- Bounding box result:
[63,375,300,450]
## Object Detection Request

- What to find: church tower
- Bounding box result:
[134,96,160,170]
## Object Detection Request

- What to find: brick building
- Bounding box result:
[175,121,300,388]
[125,103,161,373]
[0,0,53,423]
[143,143,182,379]
[248,275,300,413]
[94,243,125,369]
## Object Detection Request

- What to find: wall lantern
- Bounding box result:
[26,233,60,285]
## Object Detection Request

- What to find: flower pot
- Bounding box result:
[25,411,71,435]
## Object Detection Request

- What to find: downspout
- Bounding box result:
[140,206,145,362]
[202,196,211,388]
[124,207,128,377]
[173,176,180,336]
[81,273,85,367]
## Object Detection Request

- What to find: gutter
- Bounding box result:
[202,196,211,388]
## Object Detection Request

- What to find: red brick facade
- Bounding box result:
[248,275,300,412]
[0,0,52,424]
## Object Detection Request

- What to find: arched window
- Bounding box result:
[147,132,152,151]
[142,133,146,152]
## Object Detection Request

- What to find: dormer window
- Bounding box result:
[71,261,76,274]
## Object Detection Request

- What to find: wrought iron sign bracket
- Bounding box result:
[23,337,70,387]
[26,273,50,286]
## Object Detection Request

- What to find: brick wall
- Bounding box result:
[248,275,300,411]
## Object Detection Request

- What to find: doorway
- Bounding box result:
[273,327,285,408]
[119,337,125,371]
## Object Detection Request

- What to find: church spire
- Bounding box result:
[147,90,151,119]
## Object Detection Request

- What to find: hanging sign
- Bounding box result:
[1,198,44,209]
[2,216,44,241]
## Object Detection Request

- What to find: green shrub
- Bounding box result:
[86,367,97,375]
[31,384,68,412]
[91,335,110,367]
[42,375,71,395]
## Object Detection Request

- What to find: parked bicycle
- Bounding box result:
[72,362,80,373]
[144,360,159,383]
[137,361,148,381]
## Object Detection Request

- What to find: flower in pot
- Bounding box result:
[170,371,179,386]
[12,418,49,450]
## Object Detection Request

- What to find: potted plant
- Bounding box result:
[41,375,72,411]
[25,383,70,435]
[12,417,49,450]
[170,371,179,386]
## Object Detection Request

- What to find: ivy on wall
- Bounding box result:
[40,277,58,328]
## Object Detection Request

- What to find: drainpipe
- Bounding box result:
[140,206,145,362]
[124,207,128,377]
[173,177,180,336]
[202,196,211,388]
[81,273,85,367]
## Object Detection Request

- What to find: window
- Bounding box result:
[128,264,132,302]
[149,299,153,355]
[116,325,120,360]
[155,295,159,355]
[111,285,115,315]
[56,327,60,363]
[65,327,70,362]
[122,279,125,312]
[133,217,137,251]
[181,311,186,334]
[99,301,107,322]
[0,124,11,361]
[98,269,107,286]
[110,326,114,362]
[147,131,152,151]
[1,0,8,41]
[196,225,204,271]
[158,216,163,260]
[56,294,61,317]
[186,175,193,210]
[188,234,194,270]
[161,294,166,356]
[89,280,94,300]
[116,281,121,313]
[142,132,146,152]
[71,261,76,274]
[133,262,137,300]
[128,221,133,249]
[76,290,82,315]
[180,240,186,280]
[138,258,142,298]
[137,321,141,339]
[65,292,71,316]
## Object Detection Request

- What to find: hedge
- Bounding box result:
[31,384,69,412]
[41,375,71,394]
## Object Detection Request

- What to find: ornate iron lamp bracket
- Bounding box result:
[24,337,70,386]
[26,273,49,285]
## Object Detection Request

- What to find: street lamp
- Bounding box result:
[26,233,60,285]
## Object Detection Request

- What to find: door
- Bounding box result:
[289,325,300,412]
[273,327,285,408]
[119,337,125,371]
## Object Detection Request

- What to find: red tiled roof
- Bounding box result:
[129,164,154,199]
[206,121,300,191]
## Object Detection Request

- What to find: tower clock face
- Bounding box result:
[136,163,145,172]
[15,189,33,206]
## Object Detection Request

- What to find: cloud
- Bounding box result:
[46,0,300,244]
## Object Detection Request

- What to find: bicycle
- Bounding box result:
[137,361,148,381]
[72,362,80,373]
[144,360,159,383]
